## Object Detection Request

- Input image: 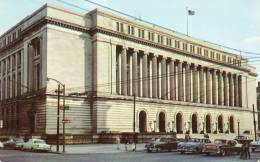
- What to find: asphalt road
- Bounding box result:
[0,150,259,162]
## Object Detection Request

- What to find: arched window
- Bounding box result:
[159,112,166,132]
[176,113,183,134]
[192,114,198,134]
[218,115,223,133]
[229,116,234,133]
[206,114,211,133]
[139,111,147,133]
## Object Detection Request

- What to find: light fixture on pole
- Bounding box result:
[47,77,68,153]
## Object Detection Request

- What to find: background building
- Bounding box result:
[0,4,257,143]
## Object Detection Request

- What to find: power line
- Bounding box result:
[76,0,260,57]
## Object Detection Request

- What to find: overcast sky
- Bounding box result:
[1,0,259,80]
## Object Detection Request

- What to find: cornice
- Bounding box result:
[91,26,250,73]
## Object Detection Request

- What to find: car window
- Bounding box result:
[34,140,45,144]
[214,140,226,144]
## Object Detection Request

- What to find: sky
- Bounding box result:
[0,0,260,80]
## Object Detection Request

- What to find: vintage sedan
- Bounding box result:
[3,138,24,150]
[203,139,242,156]
[250,138,260,152]
[145,138,179,152]
[22,139,51,152]
[177,138,211,154]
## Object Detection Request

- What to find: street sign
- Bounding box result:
[59,105,69,110]
[62,118,71,123]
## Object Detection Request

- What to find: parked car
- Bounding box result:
[145,138,179,152]
[250,138,260,152]
[0,141,3,149]
[3,138,24,150]
[22,139,51,152]
[177,138,211,154]
[203,139,242,156]
[234,136,252,144]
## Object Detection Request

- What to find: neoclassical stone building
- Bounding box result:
[0,4,257,141]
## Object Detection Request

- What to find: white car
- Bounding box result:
[22,139,51,152]
[250,138,260,152]
[0,141,3,149]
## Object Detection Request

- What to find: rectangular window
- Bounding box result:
[142,30,145,38]
[210,51,215,59]
[116,22,120,31]
[18,28,22,36]
[127,25,131,34]
[7,36,11,44]
[175,40,180,49]
[131,26,134,35]
[222,55,226,62]
[17,72,21,96]
[138,29,141,37]
[120,23,124,32]
[12,55,16,70]
[17,52,21,66]
[12,32,17,40]
[158,35,161,43]
[36,64,41,90]
[12,74,16,97]
[183,43,187,51]
[204,49,208,57]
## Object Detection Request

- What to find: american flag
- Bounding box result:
[188,10,195,15]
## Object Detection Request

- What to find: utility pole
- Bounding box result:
[56,84,60,152]
[253,104,257,141]
[237,119,240,136]
[62,85,66,153]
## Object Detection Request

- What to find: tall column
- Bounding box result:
[132,49,138,96]
[192,65,198,102]
[178,61,183,101]
[121,47,127,95]
[149,56,153,98]
[161,57,167,99]
[223,72,229,106]
[238,75,242,107]
[166,60,170,100]
[229,74,234,106]
[212,69,217,105]
[185,63,191,102]
[142,52,148,97]
[199,66,205,103]
[170,59,175,100]
[152,54,158,98]
[218,71,223,105]
[129,53,133,96]
[206,68,212,104]
[234,74,239,107]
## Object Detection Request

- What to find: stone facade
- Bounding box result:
[0,4,257,141]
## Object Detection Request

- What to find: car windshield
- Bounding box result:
[190,139,199,142]
[34,140,45,144]
[15,139,24,143]
[214,140,226,144]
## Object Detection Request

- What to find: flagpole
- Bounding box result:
[186,7,189,36]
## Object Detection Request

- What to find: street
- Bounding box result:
[0,149,259,162]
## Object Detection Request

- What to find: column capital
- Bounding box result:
[133,48,139,53]
[121,45,127,50]
[143,51,149,55]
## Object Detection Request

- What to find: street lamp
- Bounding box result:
[171,121,175,132]
[153,120,157,132]
[47,77,66,153]
[237,119,240,136]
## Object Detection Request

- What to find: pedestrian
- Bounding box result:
[245,140,250,159]
[116,135,120,150]
[124,136,128,151]
[240,141,246,159]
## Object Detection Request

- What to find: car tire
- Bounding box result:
[206,152,210,156]
[180,151,184,154]
[252,148,255,152]
[147,148,151,153]
[156,148,160,153]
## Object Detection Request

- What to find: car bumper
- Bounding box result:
[177,148,197,153]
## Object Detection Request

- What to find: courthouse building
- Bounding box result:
[0,4,257,142]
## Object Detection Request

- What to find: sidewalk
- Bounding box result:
[51,143,146,154]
